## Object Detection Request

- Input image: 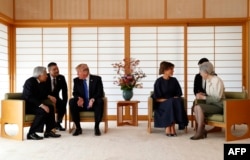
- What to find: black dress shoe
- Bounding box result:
[73,128,82,136]
[27,133,43,140]
[55,123,66,131]
[95,128,101,136]
[44,131,61,138]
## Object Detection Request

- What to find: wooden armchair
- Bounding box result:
[192,91,250,141]
[1,93,33,140]
[1,92,67,141]
[68,97,108,133]
[147,95,154,133]
[148,92,188,133]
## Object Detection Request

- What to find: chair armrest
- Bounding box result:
[102,97,108,119]
[1,99,25,123]
[223,99,250,124]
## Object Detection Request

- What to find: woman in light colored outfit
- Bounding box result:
[191,62,225,140]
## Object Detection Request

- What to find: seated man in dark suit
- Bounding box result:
[22,66,61,140]
[69,63,104,136]
[46,62,68,131]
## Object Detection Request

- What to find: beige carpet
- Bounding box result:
[0,121,249,160]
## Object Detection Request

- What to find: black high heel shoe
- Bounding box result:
[190,135,204,140]
[171,133,177,137]
[203,130,207,138]
[166,133,177,137]
[166,133,171,137]
[190,130,207,140]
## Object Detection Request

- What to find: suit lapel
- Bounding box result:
[48,76,53,91]
[78,78,84,96]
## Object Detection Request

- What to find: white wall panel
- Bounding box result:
[71,27,125,115]
[15,27,68,93]
[0,23,9,116]
[14,25,243,117]
[187,26,242,114]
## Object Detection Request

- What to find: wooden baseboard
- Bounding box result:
[0,114,191,124]
[64,115,193,121]
[107,115,193,121]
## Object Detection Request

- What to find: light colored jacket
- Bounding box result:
[206,75,225,104]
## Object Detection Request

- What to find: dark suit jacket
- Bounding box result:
[72,74,104,101]
[22,77,49,111]
[46,74,68,106]
[193,73,205,95]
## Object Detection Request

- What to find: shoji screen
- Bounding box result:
[16,28,68,92]
[130,26,185,115]
[42,28,69,85]
[16,28,42,91]
[0,23,9,115]
[71,27,124,115]
[187,26,243,114]
[14,25,243,116]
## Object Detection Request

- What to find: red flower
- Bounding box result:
[112,58,146,90]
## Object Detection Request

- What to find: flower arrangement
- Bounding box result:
[112,58,146,90]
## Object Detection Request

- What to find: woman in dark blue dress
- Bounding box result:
[152,61,188,136]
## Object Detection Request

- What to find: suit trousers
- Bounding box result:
[55,98,67,123]
[69,97,104,129]
[27,99,56,134]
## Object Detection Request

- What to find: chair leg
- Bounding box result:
[1,122,24,141]
[147,119,152,133]
[185,126,188,133]
[104,120,108,133]
[68,121,74,133]
[17,122,24,140]
[64,113,67,130]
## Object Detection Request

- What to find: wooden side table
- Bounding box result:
[117,100,140,126]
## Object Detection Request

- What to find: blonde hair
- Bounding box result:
[76,63,89,72]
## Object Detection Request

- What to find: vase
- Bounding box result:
[122,89,133,101]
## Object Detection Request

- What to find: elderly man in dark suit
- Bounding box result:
[46,62,68,131]
[69,63,104,136]
[22,66,61,140]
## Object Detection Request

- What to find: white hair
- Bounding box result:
[32,66,46,78]
[199,62,216,75]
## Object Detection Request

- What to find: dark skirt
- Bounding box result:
[154,97,188,130]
